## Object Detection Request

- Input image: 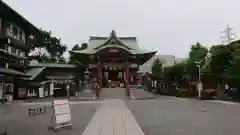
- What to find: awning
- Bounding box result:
[0,68,28,77]
[23,67,46,80]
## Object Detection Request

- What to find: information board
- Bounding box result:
[53,100,71,124]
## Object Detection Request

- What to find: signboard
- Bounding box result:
[50,83,54,96]
[53,100,71,124]
[39,88,44,98]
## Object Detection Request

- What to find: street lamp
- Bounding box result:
[194,61,202,99]
[194,61,201,82]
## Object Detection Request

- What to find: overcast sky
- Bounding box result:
[3,0,239,58]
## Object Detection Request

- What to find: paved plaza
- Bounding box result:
[0,101,102,135]
[127,96,240,135]
[1,94,240,135]
[82,99,144,135]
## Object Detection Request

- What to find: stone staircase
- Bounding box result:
[75,88,156,100]
[100,88,127,99]
[130,89,156,100]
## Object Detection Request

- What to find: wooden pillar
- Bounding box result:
[136,55,140,85]
[97,60,102,97]
[124,58,130,96]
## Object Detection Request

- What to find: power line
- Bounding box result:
[220,24,237,44]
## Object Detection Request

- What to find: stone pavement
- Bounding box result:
[82,99,145,135]
[0,101,101,135]
[127,95,240,135]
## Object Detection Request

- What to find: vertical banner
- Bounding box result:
[50,82,54,96]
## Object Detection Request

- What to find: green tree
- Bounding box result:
[69,43,89,65]
[29,30,51,61]
[226,40,240,82]
[164,62,185,83]
[151,58,163,77]
[189,42,208,63]
[29,29,67,62]
[209,45,231,79]
[186,42,208,79]
[46,37,67,62]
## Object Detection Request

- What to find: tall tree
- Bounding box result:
[46,37,67,62]
[186,42,208,79]
[69,43,89,65]
[151,58,163,77]
[165,62,185,83]
[226,40,240,82]
[29,29,67,62]
[209,45,231,79]
[189,42,208,65]
[29,30,51,61]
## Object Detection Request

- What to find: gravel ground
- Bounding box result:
[0,102,101,135]
[126,96,240,135]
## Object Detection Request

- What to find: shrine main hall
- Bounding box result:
[71,30,156,96]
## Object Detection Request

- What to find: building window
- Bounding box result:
[5,23,26,43]
[12,26,18,39]
[19,30,26,43]
[20,60,24,65]
[6,24,13,37]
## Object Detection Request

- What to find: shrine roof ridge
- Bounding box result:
[89,36,136,40]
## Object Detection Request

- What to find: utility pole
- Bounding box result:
[220,24,237,44]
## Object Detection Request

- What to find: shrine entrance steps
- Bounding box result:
[99,88,156,100]
[100,88,127,100]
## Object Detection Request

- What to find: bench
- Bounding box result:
[28,105,46,116]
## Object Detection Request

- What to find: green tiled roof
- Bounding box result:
[71,30,156,55]
[0,68,26,76]
[24,67,46,80]
[30,63,76,68]
[23,62,77,81]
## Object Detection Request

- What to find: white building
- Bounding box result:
[138,54,186,73]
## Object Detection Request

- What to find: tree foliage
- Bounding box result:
[189,42,208,63]
[164,62,185,82]
[226,40,240,81]
[162,42,208,83]
[29,29,67,63]
[186,42,208,79]
[208,45,231,79]
[151,58,163,76]
[68,43,89,65]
